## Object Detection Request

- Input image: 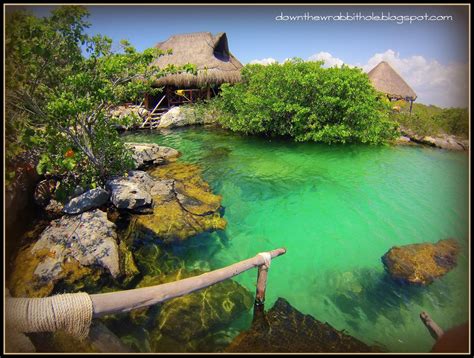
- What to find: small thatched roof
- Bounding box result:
[151,32,243,87]
[367,61,417,101]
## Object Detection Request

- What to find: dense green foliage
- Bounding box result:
[215,60,398,144]
[5,6,195,196]
[391,101,469,138]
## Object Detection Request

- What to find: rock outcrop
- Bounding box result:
[420,135,466,151]
[382,238,460,285]
[157,106,217,129]
[109,104,149,130]
[124,142,180,169]
[63,188,110,215]
[400,127,468,151]
[225,297,378,353]
[106,172,153,211]
[9,209,120,297]
[157,106,198,129]
[135,162,226,243]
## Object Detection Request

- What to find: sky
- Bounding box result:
[10,4,470,108]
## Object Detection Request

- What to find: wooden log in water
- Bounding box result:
[91,248,286,317]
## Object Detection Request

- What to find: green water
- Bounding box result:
[123,127,469,353]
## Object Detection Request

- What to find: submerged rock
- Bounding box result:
[382,238,460,285]
[133,269,252,351]
[125,142,180,169]
[9,209,120,297]
[63,187,110,215]
[226,297,377,353]
[157,279,253,343]
[135,162,226,244]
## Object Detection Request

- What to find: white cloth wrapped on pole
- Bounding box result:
[257,252,272,268]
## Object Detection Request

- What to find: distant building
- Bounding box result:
[367,61,417,112]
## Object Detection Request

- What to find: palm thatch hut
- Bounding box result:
[367,61,417,113]
[145,32,243,109]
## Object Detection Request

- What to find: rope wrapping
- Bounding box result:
[6,292,93,341]
[257,252,272,269]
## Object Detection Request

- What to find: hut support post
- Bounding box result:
[409,99,413,114]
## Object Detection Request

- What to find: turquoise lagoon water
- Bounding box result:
[123,127,469,353]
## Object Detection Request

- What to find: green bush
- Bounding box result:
[390,101,469,138]
[215,60,398,144]
[5,6,196,198]
[437,108,469,138]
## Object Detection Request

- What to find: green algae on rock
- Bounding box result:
[135,162,226,244]
[127,268,253,352]
[225,297,378,353]
[382,238,460,285]
[155,278,253,343]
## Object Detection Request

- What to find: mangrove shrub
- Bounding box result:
[5,6,195,196]
[216,60,397,144]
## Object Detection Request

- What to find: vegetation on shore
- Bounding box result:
[214,60,399,145]
[5,6,195,199]
[390,101,469,138]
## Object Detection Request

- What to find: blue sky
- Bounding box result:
[9,5,470,107]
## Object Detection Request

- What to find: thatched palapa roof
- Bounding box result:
[367,61,417,101]
[151,32,243,87]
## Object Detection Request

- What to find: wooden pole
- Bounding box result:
[253,263,269,324]
[255,264,269,305]
[409,99,413,114]
[91,248,286,317]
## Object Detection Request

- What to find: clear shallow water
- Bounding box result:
[124,127,469,353]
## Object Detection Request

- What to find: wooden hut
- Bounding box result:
[367,61,417,113]
[145,32,243,110]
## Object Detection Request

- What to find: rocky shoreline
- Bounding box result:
[8,142,226,298]
[395,126,469,151]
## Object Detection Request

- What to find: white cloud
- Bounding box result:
[307,51,344,68]
[248,57,277,65]
[361,49,468,108]
[248,50,468,108]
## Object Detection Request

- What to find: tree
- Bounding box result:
[215,59,397,144]
[5,6,196,197]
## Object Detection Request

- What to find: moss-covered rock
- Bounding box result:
[8,209,137,297]
[129,268,252,351]
[382,238,460,285]
[118,240,140,286]
[135,162,226,244]
[225,298,378,353]
[154,277,253,343]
